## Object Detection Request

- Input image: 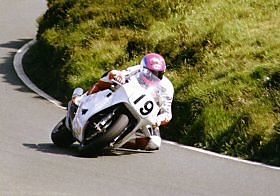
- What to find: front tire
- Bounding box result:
[79,114,129,156]
[51,117,75,147]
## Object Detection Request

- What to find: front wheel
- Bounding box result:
[51,117,75,147]
[79,114,129,156]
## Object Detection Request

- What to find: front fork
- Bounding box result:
[94,111,115,132]
[83,109,117,142]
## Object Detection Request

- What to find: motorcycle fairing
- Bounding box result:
[72,72,160,143]
[72,88,123,141]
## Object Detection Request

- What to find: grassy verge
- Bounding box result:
[24,0,280,166]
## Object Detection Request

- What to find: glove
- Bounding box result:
[108,70,125,84]
[153,114,170,128]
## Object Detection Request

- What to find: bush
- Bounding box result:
[254,122,280,166]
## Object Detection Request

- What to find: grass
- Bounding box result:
[24,0,280,166]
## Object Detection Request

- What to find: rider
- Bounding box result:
[66,53,174,150]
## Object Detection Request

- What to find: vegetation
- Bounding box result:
[24,0,280,166]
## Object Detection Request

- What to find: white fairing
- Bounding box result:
[71,70,161,143]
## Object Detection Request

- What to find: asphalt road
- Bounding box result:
[0,1,280,195]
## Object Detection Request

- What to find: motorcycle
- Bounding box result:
[51,69,162,155]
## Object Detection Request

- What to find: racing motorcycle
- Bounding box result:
[51,69,162,155]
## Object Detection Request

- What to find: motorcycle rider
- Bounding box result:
[66,53,174,150]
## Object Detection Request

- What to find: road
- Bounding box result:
[0,1,279,195]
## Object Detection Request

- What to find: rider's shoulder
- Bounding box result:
[160,76,174,94]
[161,76,173,87]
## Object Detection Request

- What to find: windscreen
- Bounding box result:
[134,69,161,99]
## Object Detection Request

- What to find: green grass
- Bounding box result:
[24,0,280,166]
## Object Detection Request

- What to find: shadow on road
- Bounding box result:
[22,143,144,158]
[0,39,32,92]
[0,39,29,49]
[0,39,51,102]
[22,143,81,157]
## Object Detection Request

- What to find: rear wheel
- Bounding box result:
[51,118,75,147]
[79,114,129,156]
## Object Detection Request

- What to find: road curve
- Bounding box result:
[1,1,280,195]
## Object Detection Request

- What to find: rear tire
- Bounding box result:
[51,118,75,147]
[79,114,129,156]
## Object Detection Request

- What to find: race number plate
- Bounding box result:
[130,94,157,118]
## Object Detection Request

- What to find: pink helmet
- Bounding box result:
[140,53,166,79]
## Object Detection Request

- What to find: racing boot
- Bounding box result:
[65,87,84,130]
[122,127,161,150]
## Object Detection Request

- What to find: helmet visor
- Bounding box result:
[150,70,164,80]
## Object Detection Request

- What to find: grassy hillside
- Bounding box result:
[24,0,280,165]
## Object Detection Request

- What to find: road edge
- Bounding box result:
[13,39,66,110]
[13,39,280,171]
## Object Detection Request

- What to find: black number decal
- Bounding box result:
[134,95,154,115]
[140,101,154,115]
[134,94,145,104]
